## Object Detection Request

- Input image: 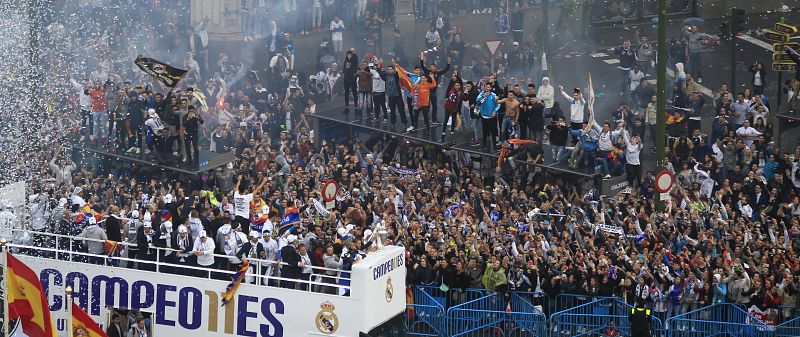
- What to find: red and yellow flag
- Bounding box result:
[6,253,57,337]
[72,302,108,337]
[393,62,413,92]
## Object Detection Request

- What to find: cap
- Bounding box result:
[219,226,231,235]
[143,222,152,228]
[249,230,260,239]
[147,108,157,116]
[512,41,519,46]
[199,230,208,238]
[263,229,272,236]
[287,234,298,243]
[131,210,140,219]
[178,225,188,234]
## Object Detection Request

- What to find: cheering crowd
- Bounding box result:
[1,0,799,330]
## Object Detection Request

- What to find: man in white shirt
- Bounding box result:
[629,64,645,92]
[558,85,586,144]
[233,175,268,233]
[330,16,345,52]
[735,120,762,147]
[193,230,216,278]
[259,230,279,285]
[144,109,166,155]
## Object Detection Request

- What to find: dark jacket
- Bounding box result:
[280,244,302,278]
[236,241,265,260]
[105,216,122,242]
[182,113,205,135]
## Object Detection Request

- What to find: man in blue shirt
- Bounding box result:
[476,85,500,151]
[568,112,599,170]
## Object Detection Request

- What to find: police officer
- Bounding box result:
[629,300,652,337]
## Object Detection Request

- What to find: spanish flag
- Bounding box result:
[6,253,57,337]
[71,302,108,337]
[393,62,413,92]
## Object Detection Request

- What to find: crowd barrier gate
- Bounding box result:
[775,317,800,337]
[550,297,664,337]
[665,303,771,337]
[406,286,448,336]
[447,292,548,337]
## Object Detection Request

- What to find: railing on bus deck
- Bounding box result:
[8,229,351,293]
[665,303,772,337]
[776,317,800,337]
[550,296,664,337]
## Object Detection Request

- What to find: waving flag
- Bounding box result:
[6,253,57,337]
[393,62,413,92]
[135,55,188,88]
[443,204,460,217]
[587,73,596,114]
[221,260,250,306]
[278,207,299,236]
[71,302,108,337]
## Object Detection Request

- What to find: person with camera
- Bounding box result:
[182,105,205,163]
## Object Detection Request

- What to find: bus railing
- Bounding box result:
[6,229,352,294]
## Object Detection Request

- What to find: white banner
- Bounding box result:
[596,224,624,235]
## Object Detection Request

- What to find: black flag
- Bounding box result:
[135,55,188,87]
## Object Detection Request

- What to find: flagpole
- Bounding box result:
[3,239,9,337]
[66,286,73,337]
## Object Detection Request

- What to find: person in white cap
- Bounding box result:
[223,223,247,272]
[125,210,142,268]
[193,230,216,277]
[136,221,160,272]
[237,230,265,284]
[144,108,166,155]
[79,215,108,265]
[280,234,302,289]
[258,229,279,285]
[170,225,195,275]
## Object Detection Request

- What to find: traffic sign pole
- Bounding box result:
[485,40,502,74]
[655,0,667,211]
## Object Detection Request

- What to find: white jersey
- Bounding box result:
[233,191,253,219]
[0,210,16,239]
[145,116,165,133]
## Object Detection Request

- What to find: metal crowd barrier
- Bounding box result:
[416,285,490,309]
[665,303,772,337]
[550,296,664,337]
[775,317,800,337]
[405,286,448,336]
[552,293,613,314]
[447,292,547,337]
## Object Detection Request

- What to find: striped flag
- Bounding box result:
[587,73,595,113]
[221,260,250,306]
[6,253,57,337]
[393,62,413,92]
[71,302,108,337]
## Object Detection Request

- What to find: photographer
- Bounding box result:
[182,105,205,163]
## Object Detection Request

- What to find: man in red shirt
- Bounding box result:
[88,81,108,145]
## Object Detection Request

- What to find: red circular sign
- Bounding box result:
[655,170,674,193]
[322,180,338,202]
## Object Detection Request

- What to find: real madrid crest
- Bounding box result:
[315,301,339,335]
[385,276,394,302]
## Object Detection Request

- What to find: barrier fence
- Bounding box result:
[447,292,548,337]
[405,287,797,337]
[665,303,772,337]
[775,317,800,337]
[550,297,664,337]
